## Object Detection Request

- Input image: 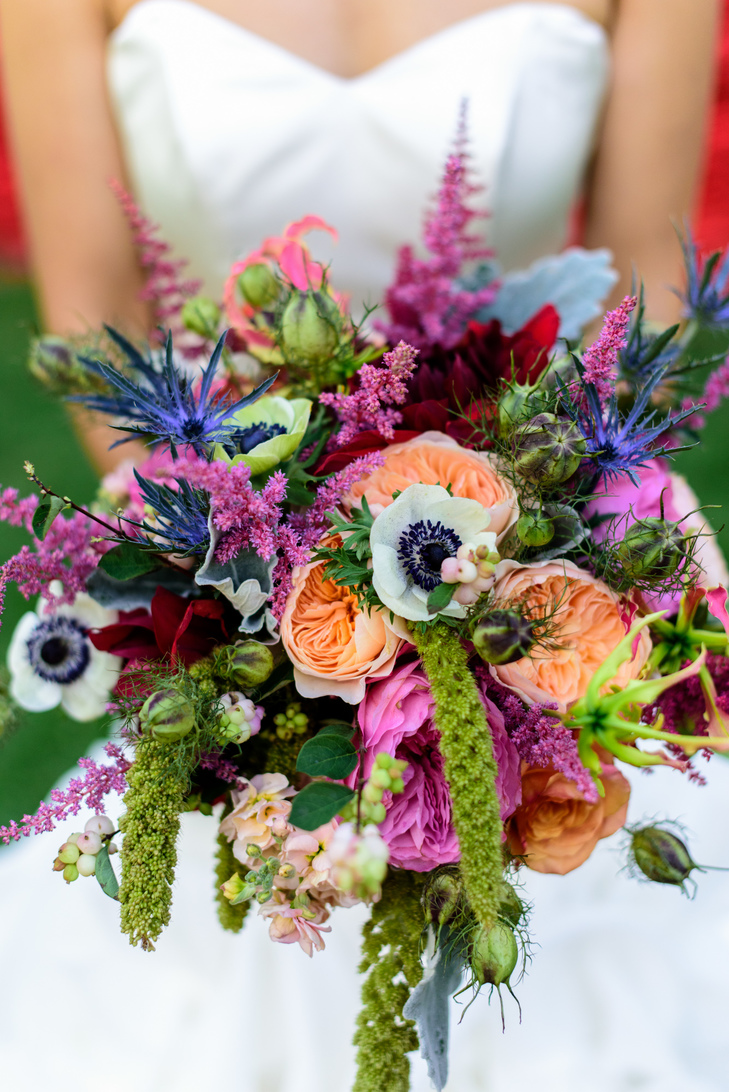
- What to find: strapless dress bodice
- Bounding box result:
[107,1,609,306]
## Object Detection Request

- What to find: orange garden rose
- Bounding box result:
[342,431,517,540]
[506,763,631,874]
[490,559,651,712]
[280,540,403,704]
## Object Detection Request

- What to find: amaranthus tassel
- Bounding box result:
[118,740,185,950]
[214,805,249,933]
[411,622,504,932]
[352,870,424,1092]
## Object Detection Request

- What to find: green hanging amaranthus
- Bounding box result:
[214,805,249,934]
[411,622,504,933]
[352,870,425,1092]
[118,739,186,950]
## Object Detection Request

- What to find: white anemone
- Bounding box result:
[370,484,497,622]
[7,585,122,722]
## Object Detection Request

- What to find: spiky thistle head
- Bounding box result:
[72,328,275,454]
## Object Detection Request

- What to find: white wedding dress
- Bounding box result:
[2,4,729,1090]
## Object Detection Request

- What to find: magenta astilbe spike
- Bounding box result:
[376,123,498,354]
[319,341,419,447]
[0,743,131,845]
[580,294,637,410]
[111,179,205,356]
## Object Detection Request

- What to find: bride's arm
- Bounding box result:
[0,0,148,470]
[584,0,721,322]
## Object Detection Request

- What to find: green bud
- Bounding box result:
[616,519,686,583]
[516,510,555,548]
[256,890,272,905]
[630,825,699,889]
[370,768,392,790]
[472,610,535,666]
[375,753,392,769]
[280,290,339,364]
[63,863,79,884]
[369,803,387,824]
[181,296,221,338]
[512,412,586,487]
[238,263,280,309]
[470,921,519,988]
[246,844,262,858]
[213,642,274,689]
[390,778,405,795]
[423,866,464,933]
[498,380,541,434]
[363,783,383,805]
[139,689,196,742]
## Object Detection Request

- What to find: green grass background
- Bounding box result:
[1,276,729,828]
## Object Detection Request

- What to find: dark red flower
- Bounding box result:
[89,586,229,668]
[408,304,560,409]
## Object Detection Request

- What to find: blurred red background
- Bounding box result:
[0,5,728,270]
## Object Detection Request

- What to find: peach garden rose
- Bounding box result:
[506,762,631,874]
[280,538,404,703]
[342,430,518,541]
[490,559,651,713]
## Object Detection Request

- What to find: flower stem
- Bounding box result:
[410,621,504,932]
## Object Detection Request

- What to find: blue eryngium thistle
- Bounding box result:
[557,364,697,485]
[678,229,729,328]
[131,470,210,556]
[73,327,275,454]
[563,613,729,789]
[617,282,680,387]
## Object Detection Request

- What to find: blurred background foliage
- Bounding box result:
[2,276,729,829]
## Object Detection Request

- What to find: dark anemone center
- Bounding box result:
[397,519,462,593]
[26,617,90,686]
[223,422,288,457]
[40,637,70,665]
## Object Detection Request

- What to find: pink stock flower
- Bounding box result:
[258,892,332,957]
[586,459,729,614]
[223,216,338,356]
[219,773,295,863]
[355,658,521,870]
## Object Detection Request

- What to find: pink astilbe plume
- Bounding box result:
[483,675,599,803]
[579,294,637,410]
[111,180,205,357]
[0,743,130,845]
[319,341,419,447]
[0,498,105,625]
[377,136,497,353]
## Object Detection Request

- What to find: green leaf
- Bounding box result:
[317,722,356,739]
[288,781,355,830]
[31,495,68,540]
[95,845,120,900]
[99,541,160,580]
[426,580,456,614]
[296,732,358,779]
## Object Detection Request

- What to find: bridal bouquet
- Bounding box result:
[3,147,729,1091]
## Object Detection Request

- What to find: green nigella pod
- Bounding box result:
[469,920,519,988]
[472,610,535,665]
[139,689,196,742]
[213,642,274,689]
[630,825,698,888]
[280,289,339,363]
[180,296,221,338]
[512,412,586,487]
[516,510,555,547]
[616,518,686,582]
[422,866,464,933]
[495,880,525,928]
[238,262,280,309]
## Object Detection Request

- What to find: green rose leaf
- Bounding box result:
[99,541,161,581]
[317,722,356,739]
[426,580,457,615]
[95,845,120,901]
[288,782,355,830]
[31,495,68,541]
[296,731,358,779]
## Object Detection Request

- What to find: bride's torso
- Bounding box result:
[107,0,609,309]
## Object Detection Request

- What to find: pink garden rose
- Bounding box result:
[586,459,729,613]
[355,658,522,870]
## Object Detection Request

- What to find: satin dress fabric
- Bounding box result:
[1,4,729,1090]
